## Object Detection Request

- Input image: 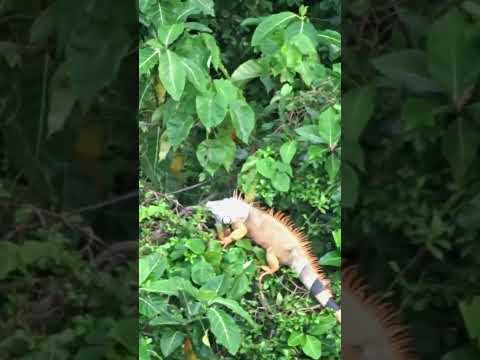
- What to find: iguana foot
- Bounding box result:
[258,266,274,286]
[220,236,234,248]
[218,221,248,248]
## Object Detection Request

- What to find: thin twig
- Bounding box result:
[166,180,209,195]
[68,190,139,214]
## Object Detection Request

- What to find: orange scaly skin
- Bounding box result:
[206,192,341,322]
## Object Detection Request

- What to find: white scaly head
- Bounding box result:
[205,195,251,224]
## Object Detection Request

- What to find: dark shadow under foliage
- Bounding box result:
[1,1,139,358]
[343,1,480,359]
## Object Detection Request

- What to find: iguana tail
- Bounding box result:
[291,256,341,322]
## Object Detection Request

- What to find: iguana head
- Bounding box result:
[205,196,251,224]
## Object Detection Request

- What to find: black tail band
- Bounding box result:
[326,298,340,311]
[311,278,326,296]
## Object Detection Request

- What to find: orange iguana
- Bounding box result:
[206,192,341,322]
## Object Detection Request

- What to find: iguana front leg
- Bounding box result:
[217,221,248,248]
[258,247,280,285]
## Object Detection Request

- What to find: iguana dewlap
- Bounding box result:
[206,193,341,322]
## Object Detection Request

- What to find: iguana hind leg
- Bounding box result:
[218,221,248,248]
[258,247,280,285]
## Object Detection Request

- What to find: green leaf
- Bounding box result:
[343,164,359,208]
[184,22,213,33]
[30,3,56,43]
[308,316,336,335]
[251,12,298,46]
[343,140,364,171]
[427,9,480,101]
[291,33,317,55]
[318,107,340,147]
[196,94,228,129]
[295,61,324,86]
[158,49,186,101]
[196,136,236,175]
[343,86,375,142]
[207,308,241,355]
[272,172,290,192]
[231,60,267,87]
[192,0,215,16]
[459,296,480,340]
[295,125,324,144]
[442,117,480,183]
[47,88,77,135]
[288,332,306,346]
[276,162,293,176]
[228,273,250,299]
[214,79,239,107]
[256,158,276,179]
[166,113,194,148]
[211,298,256,327]
[241,16,266,26]
[181,57,209,93]
[202,33,225,72]
[319,250,340,267]
[66,23,129,109]
[160,330,185,357]
[0,242,19,280]
[402,98,436,131]
[201,275,229,296]
[442,346,480,360]
[197,289,217,301]
[186,238,206,254]
[372,50,439,93]
[282,43,302,69]
[307,144,328,161]
[158,23,184,47]
[229,100,255,144]
[302,335,322,359]
[299,5,308,17]
[280,141,298,163]
[191,258,216,285]
[149,310,186,326]
[139,253,166,285]
[317,29,341,48]
[110,318,138,354]
[462,1,480,17]
[139,337,150,360]
[142,279,178,295]
[325,154,340,181]
[158,131,171,161]
[139,0,153,13]
[332,229,341,249]
[286,20,318,47]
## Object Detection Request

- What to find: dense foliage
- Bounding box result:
[343,1,480,359]
[139,0,341,359]
[139,191,340,360]
[1,1,137,358]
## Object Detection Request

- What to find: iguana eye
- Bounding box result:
[222,215,231,224]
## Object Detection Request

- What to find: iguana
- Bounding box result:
[206,192,417,360]
[206,192,341,322]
